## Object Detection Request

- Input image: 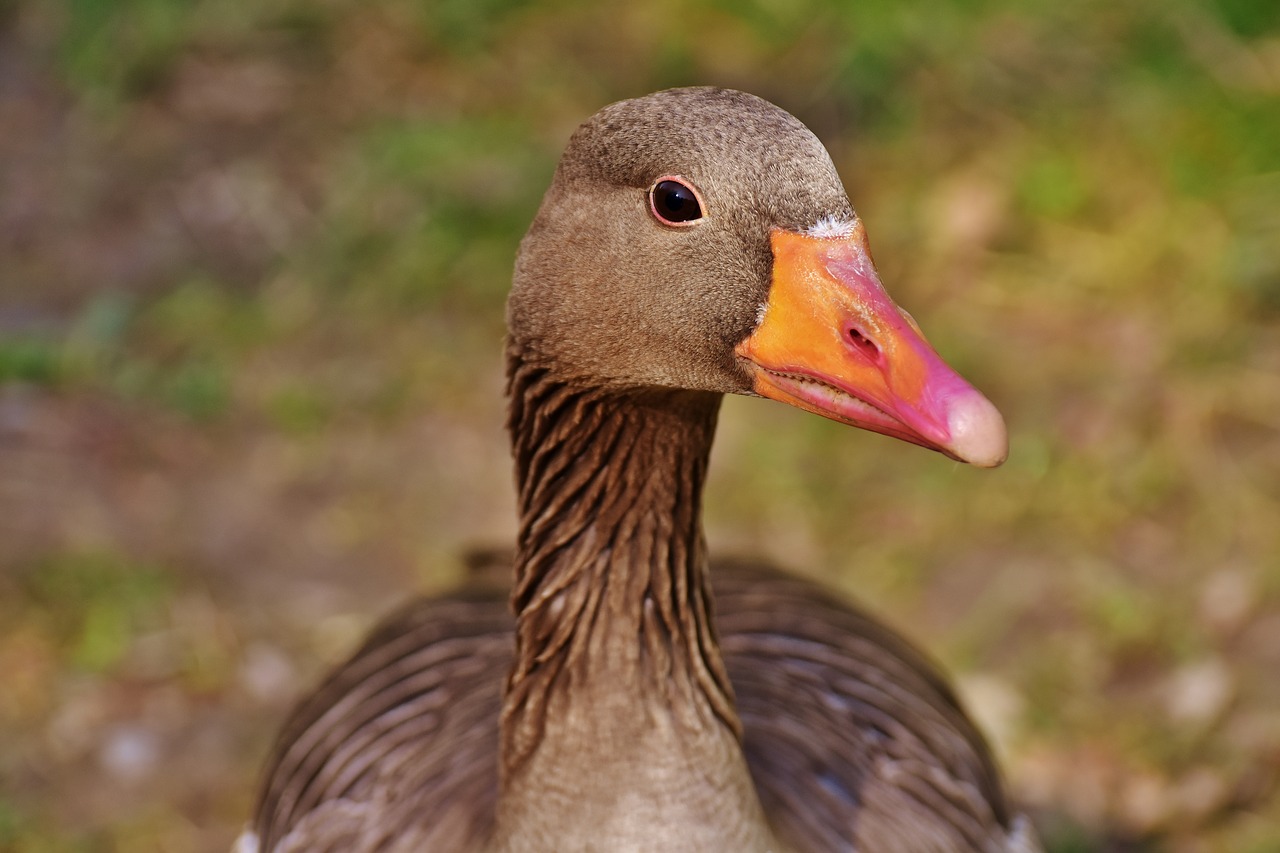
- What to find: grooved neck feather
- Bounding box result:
[491,351,774,852]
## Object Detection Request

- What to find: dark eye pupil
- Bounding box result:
[653,180,702,223]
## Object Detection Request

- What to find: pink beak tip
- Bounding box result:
[945,391,1008,468]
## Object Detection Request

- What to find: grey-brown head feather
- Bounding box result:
[507,87,855,393]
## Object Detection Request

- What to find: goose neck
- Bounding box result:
[491,353,770,851]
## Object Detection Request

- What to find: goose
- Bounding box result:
[243,87,1041,853]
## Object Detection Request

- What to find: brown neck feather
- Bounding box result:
[491,350,770,850]
[502,351,739,767]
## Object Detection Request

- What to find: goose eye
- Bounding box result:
[649,178,704,226]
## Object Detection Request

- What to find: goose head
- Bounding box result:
[508,87,1007,467]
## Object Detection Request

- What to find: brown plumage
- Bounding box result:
[243,87,1040,852]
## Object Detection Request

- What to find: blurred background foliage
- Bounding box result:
[1,0,1278,850]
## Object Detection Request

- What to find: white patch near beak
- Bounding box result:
[805,215,857,239]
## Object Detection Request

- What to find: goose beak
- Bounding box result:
[734,223,1007,468]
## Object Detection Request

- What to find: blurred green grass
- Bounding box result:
[1,0,1278,850]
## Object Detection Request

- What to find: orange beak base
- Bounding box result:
[734,224,1007,468]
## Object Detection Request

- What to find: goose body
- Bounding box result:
[252,562,1037,852]
[246,87,1040,852]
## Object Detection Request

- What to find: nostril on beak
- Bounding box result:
[847,327,881,362]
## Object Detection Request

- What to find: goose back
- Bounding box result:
[251,561,1035,852]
